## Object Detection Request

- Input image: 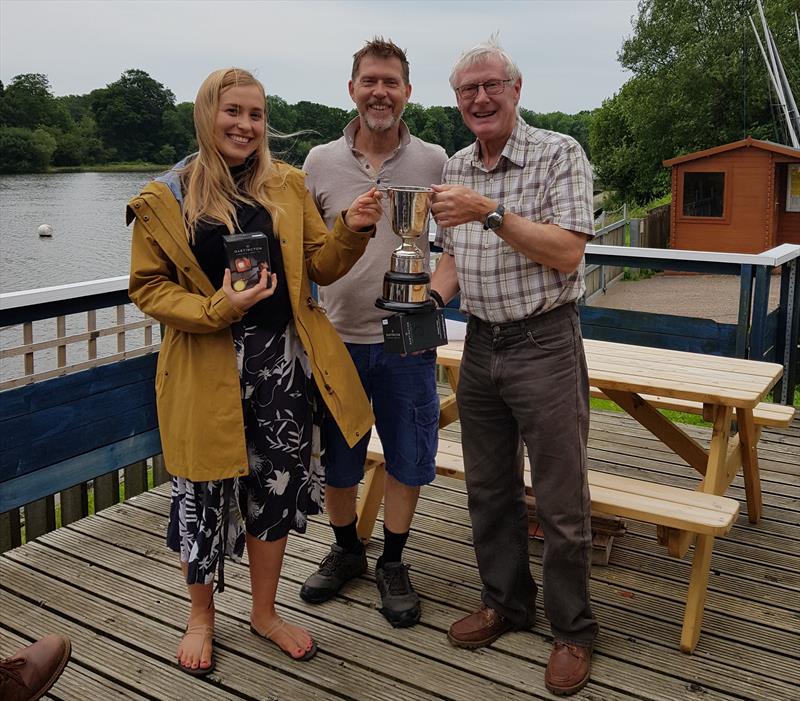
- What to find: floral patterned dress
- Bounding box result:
[166,320,324,587]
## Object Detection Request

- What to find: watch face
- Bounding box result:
[487,212,503,230]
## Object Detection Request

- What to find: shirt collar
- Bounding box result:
[343,117,411,154]
[469,115,528,170]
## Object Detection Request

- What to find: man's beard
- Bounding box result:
[362,104,405,132]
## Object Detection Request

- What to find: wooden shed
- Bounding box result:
[663,137,800,253]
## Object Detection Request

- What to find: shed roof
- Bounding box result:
[663,137,800,166]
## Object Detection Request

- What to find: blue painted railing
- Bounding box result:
[435,244,800,405]
[581,244,799,405]
[1,242,798,532]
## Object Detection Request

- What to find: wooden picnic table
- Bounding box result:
[358,337,791,652]
[437,338,784,527]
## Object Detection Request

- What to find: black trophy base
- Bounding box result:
[375,297,436,314]
[380,308,448,354]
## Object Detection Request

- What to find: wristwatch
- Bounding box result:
[483,204,505,231]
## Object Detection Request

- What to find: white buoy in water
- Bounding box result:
[37,224,53,238]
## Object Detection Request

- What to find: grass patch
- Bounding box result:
[49,162,168,173]
[590,397,710,426]
[592,385,798,424]
[625,193,672,219]
[766,386,800,409]
[622,267,658,281]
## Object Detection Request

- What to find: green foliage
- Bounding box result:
[161,102,196,158]
[0,67,600,173]
[91,69,176,161]
[0,126,54,172]
[56,93,94,122]
[521,109,593,158]
[0,73,71,131]
[590,0,799,204]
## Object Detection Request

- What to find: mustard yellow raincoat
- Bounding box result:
[127,162,374,482]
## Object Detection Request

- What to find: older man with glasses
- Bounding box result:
[429,36,598,696]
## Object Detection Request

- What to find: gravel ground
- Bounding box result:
[587,273,782,324]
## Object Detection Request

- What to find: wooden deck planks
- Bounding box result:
[1,408,798,700]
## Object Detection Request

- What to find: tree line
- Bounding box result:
[2,0,797,207]
[0,69,592,175]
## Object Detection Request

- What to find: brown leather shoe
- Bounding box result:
[545,641,591,696]
[0,635,71,701]
[447,604,516,649]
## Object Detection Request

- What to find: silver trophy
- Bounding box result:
[375,186,436,313]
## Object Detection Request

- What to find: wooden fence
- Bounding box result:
[0,279,167,551]
[1,306,160,391]
[638,203,671,249]
[584,217,628,301]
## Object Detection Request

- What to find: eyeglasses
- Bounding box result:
[455,79,514,100]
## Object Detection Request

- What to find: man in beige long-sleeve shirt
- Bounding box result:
[300,37,446,628]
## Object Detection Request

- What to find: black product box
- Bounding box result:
[381,309,448,354]
[223,232,271,291]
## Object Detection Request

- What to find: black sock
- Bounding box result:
[378,524,409,568]
[331,518,362,554]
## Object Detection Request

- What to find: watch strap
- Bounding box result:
[429,289,445,309]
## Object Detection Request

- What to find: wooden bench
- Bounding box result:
[359,433,740,653]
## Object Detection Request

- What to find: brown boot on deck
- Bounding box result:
[0,635,71,701]
[545,641,591,696]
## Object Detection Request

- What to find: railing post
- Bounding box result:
[117,305,126,354]
[23,497,56,542]
[56,315,66,368]
[22,322,33,375]
[0,510,22,553]
[630,219,640,248]
[21,319,57,541]
[124,461,149,499]
[775,258,799,404]
[736,265,754,358]
[87,309,98,360]
[93,472,120,512]
[749,265,771,362]
[152,454,170,487]
[59,312,88,526]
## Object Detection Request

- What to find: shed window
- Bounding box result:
[683,172,725,217]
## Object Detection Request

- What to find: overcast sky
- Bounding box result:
[1,0,639,114]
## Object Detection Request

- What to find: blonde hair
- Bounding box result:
[183,68,283,241]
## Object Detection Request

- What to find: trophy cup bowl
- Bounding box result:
[375,186,435,313]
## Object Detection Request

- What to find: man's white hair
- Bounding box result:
[448,33,522,90]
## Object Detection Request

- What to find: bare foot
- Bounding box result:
[251,614,315,660]
[177,612,215,672]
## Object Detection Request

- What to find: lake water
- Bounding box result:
[0,173,163,380]
[0,172,159,293]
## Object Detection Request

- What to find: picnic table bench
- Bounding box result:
[357,338,794,653]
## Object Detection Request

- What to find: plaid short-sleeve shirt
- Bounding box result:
[435,118,594,323]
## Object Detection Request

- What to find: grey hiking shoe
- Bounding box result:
[375,561,421,628]
[300,543,367,603]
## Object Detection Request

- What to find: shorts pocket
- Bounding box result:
[413,395,440,468]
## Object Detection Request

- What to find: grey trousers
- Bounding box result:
[457,302,598,645]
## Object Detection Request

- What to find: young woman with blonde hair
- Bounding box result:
[127,67,381,674]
